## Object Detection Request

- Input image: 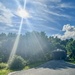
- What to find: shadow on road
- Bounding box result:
[37,60,75,70]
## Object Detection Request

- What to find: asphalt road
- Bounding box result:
[8,60,75,75]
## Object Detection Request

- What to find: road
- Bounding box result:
[8,60,75,75]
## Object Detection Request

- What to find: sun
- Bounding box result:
[17,8,30,18]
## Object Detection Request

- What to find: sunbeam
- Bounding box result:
[8,0,27,64]
[8,0,47,64]
[25,19,47,59]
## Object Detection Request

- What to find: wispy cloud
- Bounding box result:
[27,0,72,24]
[34,24,61,31]
[58,3,75,8]
[0,0,75,34]
[0,2,15,26]
[43,9,71,18]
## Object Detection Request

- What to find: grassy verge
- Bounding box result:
[69,60,75,64]
[24,61,46,70]
[67,58,75,64]
[0,69,11,75]
[0,61,46,75]
[0,63,12,75]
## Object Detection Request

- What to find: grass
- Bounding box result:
[69,60,75,64]
[0,69,11,75]
[0,63,11,75]
[1,60,75,75]
[0,61,45,75]
[67,58,75,64]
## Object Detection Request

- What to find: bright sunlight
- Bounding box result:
[17,8,30,18]
[0,0,75,75]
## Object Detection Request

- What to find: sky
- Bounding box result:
[0,0,75,40]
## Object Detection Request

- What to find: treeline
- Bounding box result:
[0,31,75,63]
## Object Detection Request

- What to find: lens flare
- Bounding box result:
[8,0,27,64]
[8,0,47,64]
[17,8,30,18]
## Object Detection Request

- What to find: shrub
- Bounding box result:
[8,55,26,70]
[0,63,7,69]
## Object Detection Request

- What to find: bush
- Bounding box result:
[0,63,7,69]
[8,55,26,70]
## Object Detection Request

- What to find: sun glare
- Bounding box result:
[17,8,30,18]
[8,0,27,64]
[8,0,44,65]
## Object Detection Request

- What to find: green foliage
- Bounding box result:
[0,63,7,69]
[0,32,75,64]
[0,69,10,75]
[0,63,10,75]
[8,55,26,70]
[0,32,75,75]
[66,40,75,59]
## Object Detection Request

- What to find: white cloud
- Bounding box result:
[62,24,75,31]
[59,3,75,8]
[53,24,75,40]
[0,2,14,26]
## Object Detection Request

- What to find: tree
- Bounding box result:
[66,40,75,59]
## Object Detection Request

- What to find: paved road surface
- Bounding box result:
[8,60,75,75]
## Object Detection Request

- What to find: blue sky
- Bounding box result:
[0,0,75,39]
